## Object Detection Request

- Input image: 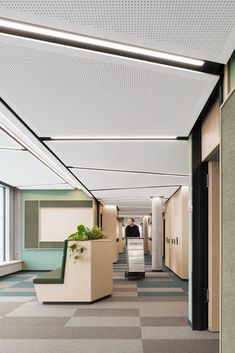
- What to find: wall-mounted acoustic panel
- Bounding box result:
[48,140,189,175]
[0,128,22,149]
[0,149,64,186]
[0,34,218,138]
[70,168,188,190]
[0,1,234,63]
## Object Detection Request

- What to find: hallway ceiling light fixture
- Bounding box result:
[0,17,204,67]
[47,136,178,140]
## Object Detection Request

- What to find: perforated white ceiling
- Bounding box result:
[47,140,189,175]
[71,168,188,191]
[93,186,179,200]
[0,0,234,63]
[0,34,219,138]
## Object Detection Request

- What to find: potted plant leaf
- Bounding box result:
[68,224,104,262]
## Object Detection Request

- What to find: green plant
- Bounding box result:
[67,224,104,262]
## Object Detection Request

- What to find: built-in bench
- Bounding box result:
[33,240,68,285]
[33,239,113,303]
[0,260,23,277]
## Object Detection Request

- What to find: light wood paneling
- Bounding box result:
[164,186,189,279]
[101,205,118,263]
[201,98,220,161]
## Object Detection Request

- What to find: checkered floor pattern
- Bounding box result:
[0,251,219,353]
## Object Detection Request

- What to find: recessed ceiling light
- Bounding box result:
[0,17,204,67]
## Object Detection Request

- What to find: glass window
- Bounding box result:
[0,186,5,262]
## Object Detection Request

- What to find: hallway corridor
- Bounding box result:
[0,254,218,353]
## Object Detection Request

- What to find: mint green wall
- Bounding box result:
[20,189,92,270]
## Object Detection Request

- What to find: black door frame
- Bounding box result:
[191,80,222,330]
[192,122,209,330]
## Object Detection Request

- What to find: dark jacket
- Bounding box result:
[125,224,140,238]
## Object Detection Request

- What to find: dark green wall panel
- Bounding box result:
[40,200,92,208]
[24,201,39,248]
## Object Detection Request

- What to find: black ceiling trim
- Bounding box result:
[70,166,188,177]
[0,17,222,75]
[0,97,97,200]
[42,137,188,141]
[91,185,182,191]
[0,147,25,151]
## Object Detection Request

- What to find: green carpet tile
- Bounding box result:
[0,254,219,353]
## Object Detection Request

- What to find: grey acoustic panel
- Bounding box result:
[40,200,92,208]
[221,89,235,353]
[0,34,218,138]
[0,1,234,63]
[0,128,22,149]
[39,241,64,249]
[49,140,189,175]
[24,200,39,248]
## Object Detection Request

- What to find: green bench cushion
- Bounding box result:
[33,240,68,285]
[33,268,63,284]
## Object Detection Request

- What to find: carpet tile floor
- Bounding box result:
[0,252,219,353]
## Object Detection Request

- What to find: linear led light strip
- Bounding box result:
[0,123,91,194]
[0,17,204,67]
[49,136,177,140]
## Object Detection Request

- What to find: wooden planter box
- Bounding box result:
[34,239,113,303]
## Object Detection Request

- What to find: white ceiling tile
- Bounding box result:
[70,168,188,190]
[93,186,179,199]
[0,149,65,187]
[0,128,22,149]
[47,140,189,175]
[0,1,234,63]
[0,34,218,138]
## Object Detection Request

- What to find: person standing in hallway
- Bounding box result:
[125,217,140,238]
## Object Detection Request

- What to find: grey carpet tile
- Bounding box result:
[0,281,18,289]
[114,287,137,292]
[6,302,79,317]
[0,317,69,327]
[0,302,25,316]
[74,308,140,317]
[0,297,33,303]
[142,339,219,353]
[0,339,143,353]
[140,316,189,327]
[66,316,141,327]
[0,326,142,339]
[141,326,219,340]
[103,296,188,302]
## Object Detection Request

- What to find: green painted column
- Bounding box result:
[221,88,235,353]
